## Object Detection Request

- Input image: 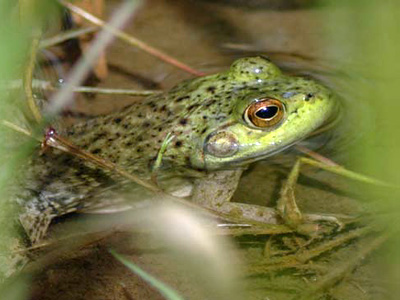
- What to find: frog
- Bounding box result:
[17,56,337,244]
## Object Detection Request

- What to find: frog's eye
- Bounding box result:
[244,98,285,128]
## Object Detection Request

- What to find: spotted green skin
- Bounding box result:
[20,57,336,242]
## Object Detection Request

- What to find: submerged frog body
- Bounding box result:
[19,57,336,243]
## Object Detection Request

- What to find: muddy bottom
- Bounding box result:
[28,0,386,299]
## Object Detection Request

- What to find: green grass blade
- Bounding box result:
[110,250,185,300]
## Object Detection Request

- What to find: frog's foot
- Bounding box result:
[303,213,344,230]
[214,202,343,236]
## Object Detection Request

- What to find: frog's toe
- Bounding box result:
[304,213,345,231]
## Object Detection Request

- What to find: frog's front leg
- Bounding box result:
[191,168,346,232]
[277,157,345,232]
[191,170,280,224]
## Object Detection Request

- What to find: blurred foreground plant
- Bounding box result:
[0,2,31,285]
[0,0,58,294]
[323,0,400,298]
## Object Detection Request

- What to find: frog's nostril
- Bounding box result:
[305,93,314,101]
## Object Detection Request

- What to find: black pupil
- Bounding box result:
[255,106,278,119]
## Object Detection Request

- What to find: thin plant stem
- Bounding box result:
[68,86,161,96]
[151,132,175,184]
[39,26,99,49]
[25,36,43,123]
[1,120,32,136]
[4,79,161,97]
[295,145,339,167]
[299,157,393,187]
[59,0,205,77]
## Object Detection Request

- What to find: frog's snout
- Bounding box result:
[204,131,239,158]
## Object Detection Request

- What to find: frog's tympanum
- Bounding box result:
[18,57,337,243]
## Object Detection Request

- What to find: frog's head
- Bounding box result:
[189,57,337,170]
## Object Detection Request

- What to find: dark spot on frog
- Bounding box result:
[175,141,182,147]
[187,104,199,112]
[92,148,101,154]
[179,118,188,125]
[142,121,151,128]
[176,96,189,103]
[147,101,155,108]
[113,118,122,124]
[216,189,224,197]
[205,99,217,107]
[96,132,107,139]
[207,86,216,93]
[61,157,72,165]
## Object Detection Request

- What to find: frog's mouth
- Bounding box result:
[203,139,300,170]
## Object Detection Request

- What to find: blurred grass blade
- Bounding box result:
[110,250,185,300]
